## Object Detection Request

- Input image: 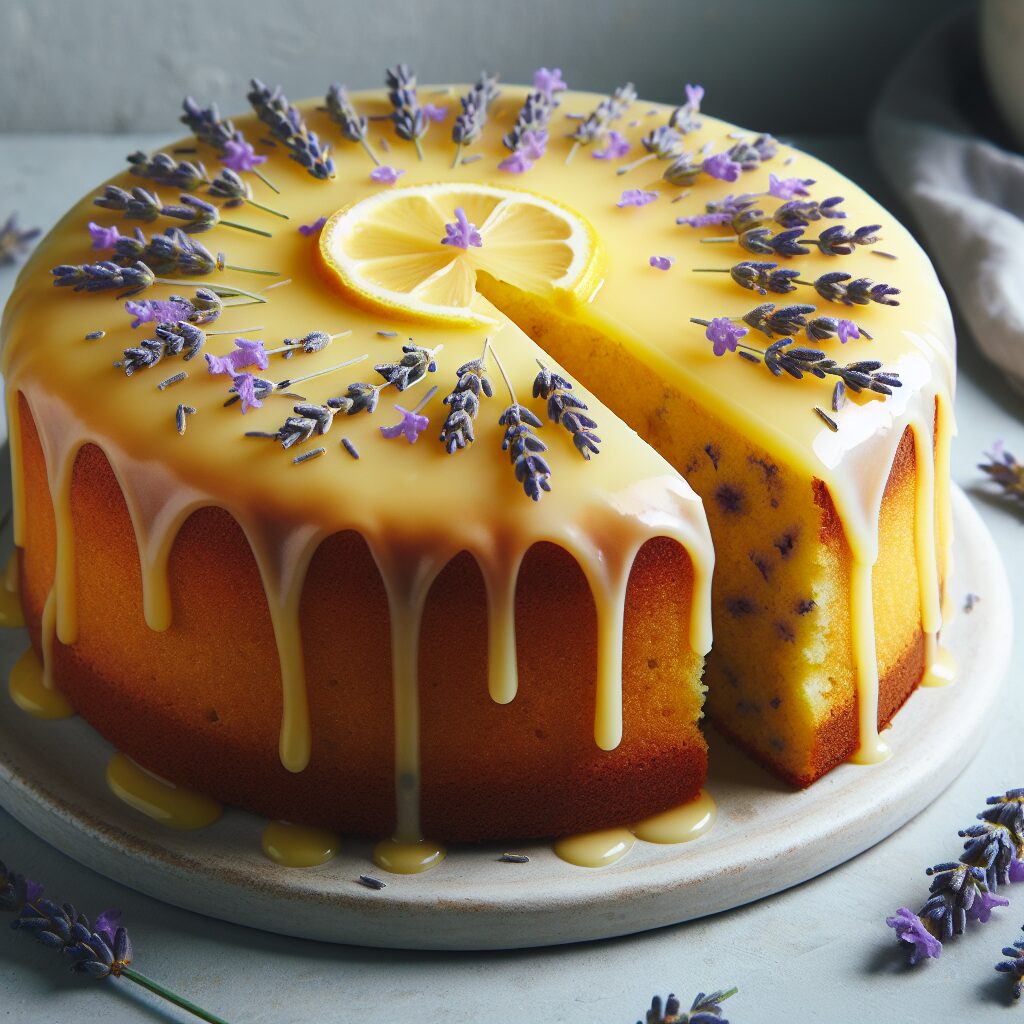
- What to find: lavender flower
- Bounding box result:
[726,133,778,169]
[380,404,430,443]
[205,338,268,376]
[703,152,742,183]
[374,343,440,392]
[885,908,943,965]
[617,189,658,208]
[705,317,747,356]
[702,260,801,295]
[221,138,267,173]
[441,207,483,249]
[677,211,735,229]
[767,174,814,200]
[115,227,218,276]
[650,255,674,270]
[662,152,704,186]
[231,372,266,413]
[669,82,705,134]
[0,213,42,265]
[298,216,327,237]
[997,927,1024,999]
[1,858,42,911]
[836,319,860,343]
[370,165,405,185]
[533,363,601,459]
[124,297,192,328]
[736,227,809,257]
[127,151,209,191]
[440,349,494,453]
[593,131,631,160]
[533,67,567,98]
[741,302,816,339]
[247,79,335,179]
[88,222,121,250]
[979,443,1024,505]
[385,64,427,159]
[52,260,155,296]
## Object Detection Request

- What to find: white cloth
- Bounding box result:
[871,7,1024,395]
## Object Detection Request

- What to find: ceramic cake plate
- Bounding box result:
[0,485,1011,950]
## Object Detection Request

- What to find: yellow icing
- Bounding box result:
[106,752,222,829]
[632,789,717,844]
[261,820,341,867]
[372,837,447,874]
[8,647,73,718]
[554,827,636,868]
[0,84,955,843]
[922,632,957,688]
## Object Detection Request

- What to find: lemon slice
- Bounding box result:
[319,183,604,328]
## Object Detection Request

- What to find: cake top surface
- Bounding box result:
[1,74,953,578]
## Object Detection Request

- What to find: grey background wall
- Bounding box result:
[0,0,967,135]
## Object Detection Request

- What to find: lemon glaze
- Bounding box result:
[1,83,954,863]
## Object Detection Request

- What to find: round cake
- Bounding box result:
[0,69,955,864]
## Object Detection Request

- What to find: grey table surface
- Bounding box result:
[0,133,1021,1024]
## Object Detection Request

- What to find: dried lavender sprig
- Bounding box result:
[127,151,209,191]
[638,987,738,1024]
[566,82,636,163]
[691,316,902,395]
[692,261,801,296]
[385,64,427,159]
[725,133,778,170]
[120,320,207,375]
[374,343,442,392]
[616,125,683,175]
[886,788,1024,966]
[979,443,1024,505]
[323,83,379,165]
[3,865,228,1024]
[52,258,268,304]
[533,361,601,459]
[181,95,279,192]
[773,196,846,228]
[0,213,41,265]
[809,223,883,256]
[247,78,335,180]
[997,927,1024,999]
[94,186,271,237]
[692,263,901,308]
[491,345,550,501]
[113,227,277,278]
[439,339,494,453]
[503,90,554,155]
[451,72,500,167]
[207,169,288,219]
[700,226,810,257]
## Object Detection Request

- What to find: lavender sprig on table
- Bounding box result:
[638,986,738,1023]
[386,64,427,160]
[451,72,500,167]
[979,442,1024,506]
[2,857,230,1024]
[668,83,704,134]
[324,83,379,165]
[500,90,554,172]
[490,344,550,501]
[566,82,636,163]
[997,928,1024,999]
[886,788,1024,969]
[0,213,41,266]
[247,79,335,180]
[127,151,209,191]
[112,227,276,279]
[533,362,601,460]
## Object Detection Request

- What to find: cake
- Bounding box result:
[0,69,955,866]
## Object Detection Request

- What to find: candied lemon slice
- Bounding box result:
[319,183,604,328]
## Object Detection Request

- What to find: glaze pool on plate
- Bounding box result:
[0,487,1010,950]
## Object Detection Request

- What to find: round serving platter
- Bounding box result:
[0,486,1011,950]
